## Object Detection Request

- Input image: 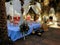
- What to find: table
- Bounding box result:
[47,22,60,29]
[7,22,41,41]
[49,25,60,29]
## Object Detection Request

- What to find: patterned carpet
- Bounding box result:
[14,28,60,45]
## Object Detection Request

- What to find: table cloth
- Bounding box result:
[7,22,41,41]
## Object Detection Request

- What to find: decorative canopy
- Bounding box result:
[23,2,41,15]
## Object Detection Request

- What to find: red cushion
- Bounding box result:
[13,16,20,24]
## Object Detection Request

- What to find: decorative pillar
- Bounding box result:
[0,0,9,43]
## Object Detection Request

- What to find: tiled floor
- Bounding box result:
[14,28,60,45]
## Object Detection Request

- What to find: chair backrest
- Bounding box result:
[26,15,31,21]
[13,16,20,24]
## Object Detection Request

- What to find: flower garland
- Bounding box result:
[19,22,29,34]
